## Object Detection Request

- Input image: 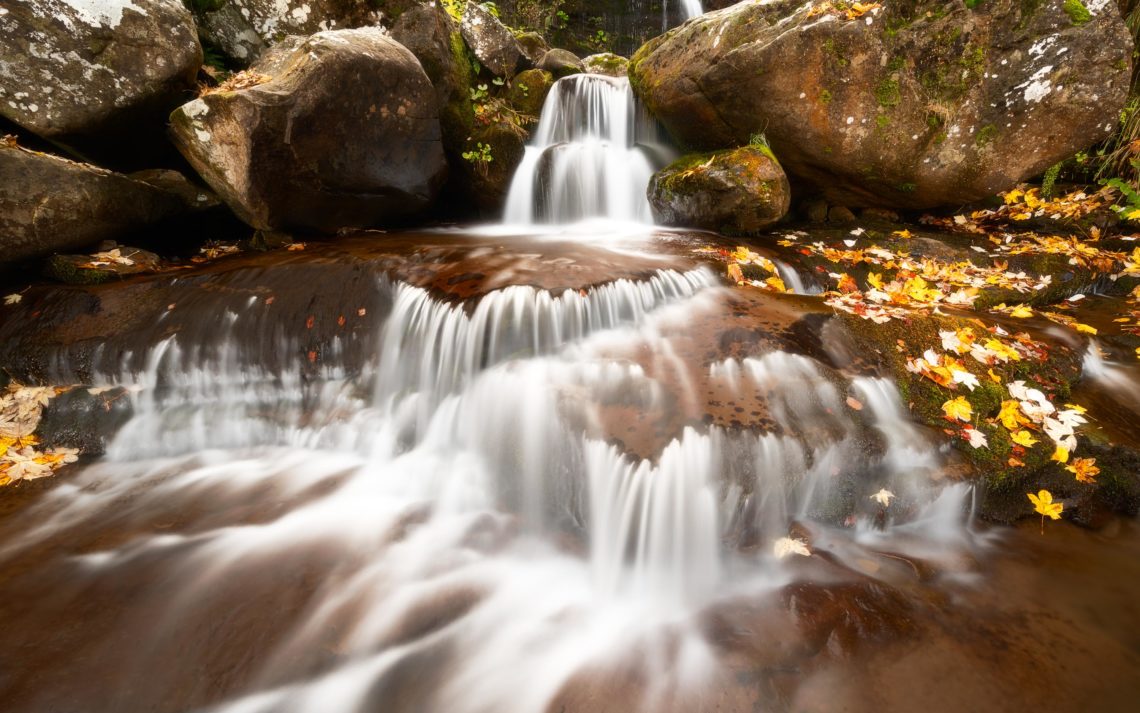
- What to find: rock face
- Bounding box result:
[195,3,269,67]
[0,142,206,266]
[199,0,380,47]
[391,1,474,155]
[169,28,447,233]
[630,0,1134,210]
[0,0,201,162]
[460,1,522,77]
[495,0,693,56]
[648,146,791,235]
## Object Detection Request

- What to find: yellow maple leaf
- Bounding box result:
[892,229,913,239]
[1008,305,1034,318]
[765,275,788,292]
[998,400,1029,430]
[1028,490,1063,532]
[1051,445,1070,464]
[1003,189,1025,205]
[942,396,973,422]
[1066,457,1100,484]
[867,272,884,289]
[727,264,744,284]
[987,368,1002,383]
[1074,323,1098,335]
[1011,430,1038,447]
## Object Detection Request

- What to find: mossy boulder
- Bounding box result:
[169,28,446,233]
[582,53,629,77]
[648,146,791,235]
[461,119,529,212]
[515,31,550,66]
[391,1,476,156]
[44,248,162,285]
[507,69,555,116]
[460,1,522,77]
[629,0,1133,210]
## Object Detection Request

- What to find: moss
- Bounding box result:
[975,124,998,147]
[1063,0,1092,24]
[820,89,833,105]
[875,77,902,107]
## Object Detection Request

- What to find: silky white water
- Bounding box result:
[503,75,671,225]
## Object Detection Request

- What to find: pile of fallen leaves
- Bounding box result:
[200,70,273,97]
[0,384,78,486]
[922,186,1118,232]
[805,1,881,21]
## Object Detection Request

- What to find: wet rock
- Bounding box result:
[0,0,201,165]
[391,1,475,155]
[44,248,162,286]
[515,31,550,66]
[582,53,629,77]
[861,207,901,224]
[629,0,1133,210]
[169,28,446,233]
[0,142,205,266]
[506,69,555,116]
[537,49,584,78]
[460,1,522,77]
[648,147,791,235]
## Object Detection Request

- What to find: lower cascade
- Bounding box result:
[503,74,673,225]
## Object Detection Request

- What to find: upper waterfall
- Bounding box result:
[503,74,674,226]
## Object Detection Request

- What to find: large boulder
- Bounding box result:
[648,146,791,235]
[0,0,201,164]
[629,0,1134,210]
[197,0,381,49]
[194,3,268,67]
[391,1,475,156]
[537,49,584,78]
[169,28,447,233]
[0,140,209,266]
[506,69,554,116]
[460,1,522,77]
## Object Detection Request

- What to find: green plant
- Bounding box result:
[470,83,489,102]
[1041,162,1063,198]
[748,132,769,149]
[1104,177,1140,220]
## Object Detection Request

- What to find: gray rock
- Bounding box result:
[648,147,791,235]
[196,3,268,67]
[460,1,521,77]
[537,48,583,78]
[630,0,1133,210]
[0,141,202,266]
[0,0,201,161]
[169,28,447,233]
[515,31,550,66]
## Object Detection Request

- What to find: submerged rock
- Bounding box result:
[169,28,446,233]
[0,142,207,266]
[0,0,201,164]
[44,248,163,285]
[629,0,1133,210]
[391,1,475,155]
[648,146,791,235]
[460,1,522,77]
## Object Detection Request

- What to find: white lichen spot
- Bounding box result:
[195,129,211,142]
[57,0,145,30]
[1020,66,1054,104]
[846,116,854,125]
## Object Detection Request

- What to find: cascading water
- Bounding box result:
[503,74,673,225]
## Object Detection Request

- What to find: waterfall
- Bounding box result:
[503,74,672,225]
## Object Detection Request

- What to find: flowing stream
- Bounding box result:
[10,38,1137,713]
